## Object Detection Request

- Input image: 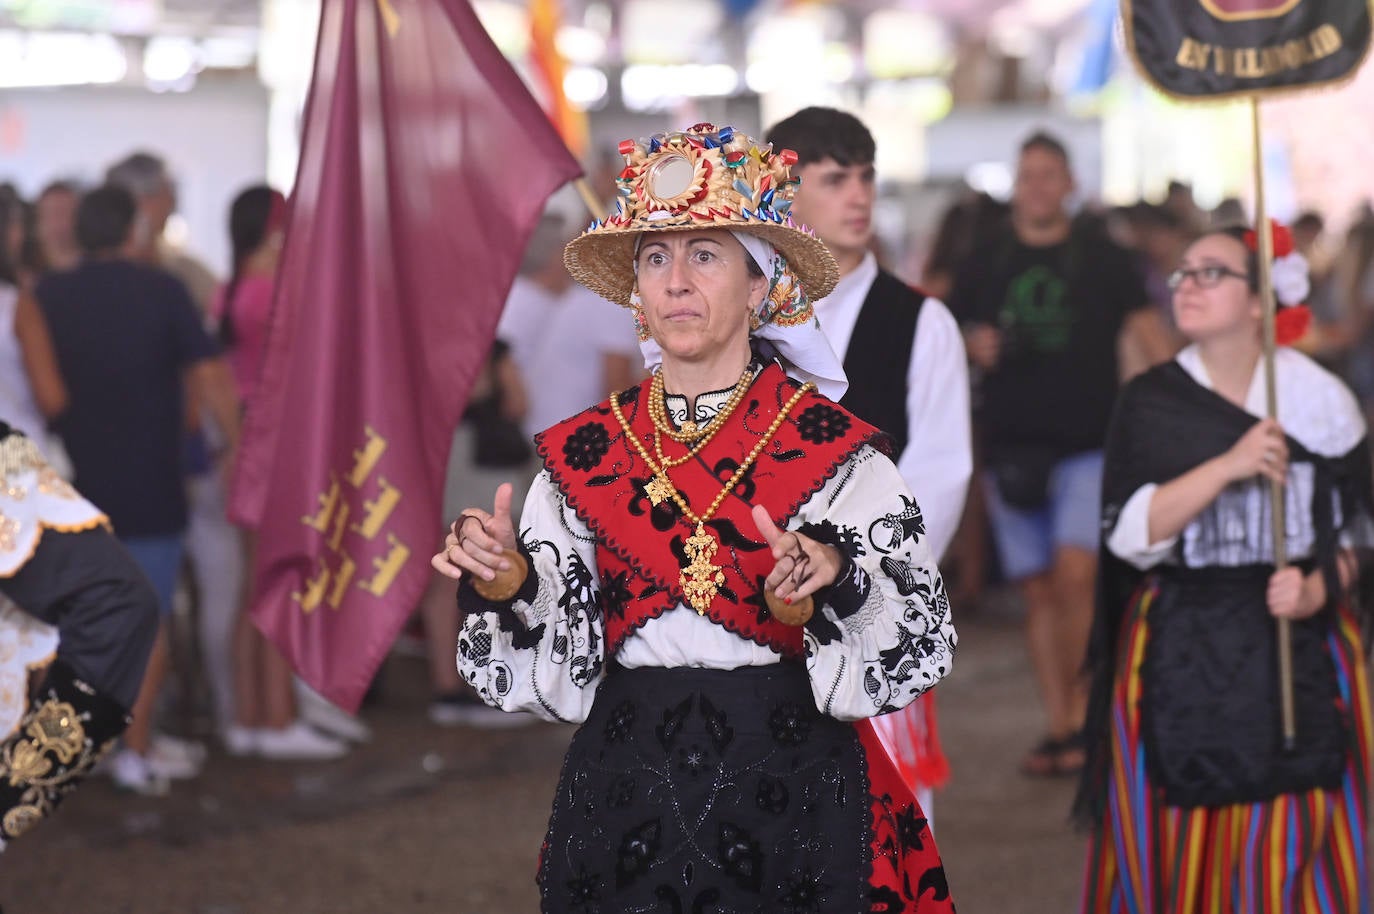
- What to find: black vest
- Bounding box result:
[839,269,925,456]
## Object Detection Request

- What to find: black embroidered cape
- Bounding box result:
[1074,361,1374,823]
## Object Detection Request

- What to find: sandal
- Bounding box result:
[1019,731,1086,778]
[1020,734,1065,778]
[1052,729,1086,778]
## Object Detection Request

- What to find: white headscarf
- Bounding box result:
[632,232,848,401]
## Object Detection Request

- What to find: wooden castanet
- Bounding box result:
[471,549,529,602]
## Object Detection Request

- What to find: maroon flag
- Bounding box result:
[229,0,582,711]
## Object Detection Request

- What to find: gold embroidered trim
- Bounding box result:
[0,435,47,480]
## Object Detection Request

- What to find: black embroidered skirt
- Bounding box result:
[539,662,874,913]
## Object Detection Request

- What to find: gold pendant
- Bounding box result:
[681,419,698,436]
[644,473,674,507]
[681,523,725,615]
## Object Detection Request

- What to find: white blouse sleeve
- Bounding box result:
[1106,483,1178,570]
[795,445,958,721]
[456,470,605,724]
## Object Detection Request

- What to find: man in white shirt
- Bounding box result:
[766,108,972,814]
[765,108,971,566]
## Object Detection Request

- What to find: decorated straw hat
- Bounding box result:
[565,123,839,307]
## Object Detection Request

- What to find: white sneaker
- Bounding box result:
[221,724,262,757]
[296,688,372,744]
[147,733,207,779]
[253,721,349,761]
[110,749,170,797]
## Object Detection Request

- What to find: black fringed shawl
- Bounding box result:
[1074,361,1374,824]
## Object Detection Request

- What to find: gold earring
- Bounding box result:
[748,310,762,331]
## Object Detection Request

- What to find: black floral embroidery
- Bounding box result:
[563,422,611,471]
[768,701,812,746]
[755,774,789,814]
[868,884,907,913]
[778,866,831,913]
[599,569,633,620]
[795,404,850,444]
[628,478,685,530]
[895,805,928,853]
[918,866,951,903]
[656,696,693,750]
[699,696,734,753]
[798,519,865,558]
[615,818,662,888]
[542,669,879,913]
[746,576,772,625]
[711,457,757,501]
[559,552,597,613]
[564,863,603,912]
[605,700,637,744]
[868,496,925,553]
[607,775,636,808]
[677,744,711,777]
[717,822,764,892]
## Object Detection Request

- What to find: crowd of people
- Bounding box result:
[0,150,648,792]
[2,106,1373,910]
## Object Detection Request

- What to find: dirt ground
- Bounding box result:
[2,598,1089,914]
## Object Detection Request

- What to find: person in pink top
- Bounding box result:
[212,187,285,403]
[213,185,352,760]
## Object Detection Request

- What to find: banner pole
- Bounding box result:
[573,177,604,221]
[1251,95,1297,751]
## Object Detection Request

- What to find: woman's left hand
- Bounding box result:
[1266,566,1324,620]
[751,505,842,603]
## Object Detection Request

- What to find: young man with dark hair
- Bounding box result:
[766,107,972,813]
[35,184,242,794]
[949,130,1174,778]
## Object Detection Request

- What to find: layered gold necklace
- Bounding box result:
[610,371,814,615]
[640,366,753,505]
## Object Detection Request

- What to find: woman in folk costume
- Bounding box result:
[1076,221,1374,913]
[432,124,957,913]
[0,422,160,847]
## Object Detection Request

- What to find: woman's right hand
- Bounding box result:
[431,483,518,582]
[1222,418,1288,485]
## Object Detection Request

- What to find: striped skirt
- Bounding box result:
[1082,580,1372,914]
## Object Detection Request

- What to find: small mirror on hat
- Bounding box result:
[647,154,694,203]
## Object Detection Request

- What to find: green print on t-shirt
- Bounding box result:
[1000,265,1072,354]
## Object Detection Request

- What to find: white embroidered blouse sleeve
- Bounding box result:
[796,446,957,721]
[456,469,605,724]
[1106,483,1179,570]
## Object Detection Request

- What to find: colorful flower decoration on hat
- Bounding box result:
[1243,218,1311,347]
[564,123,839,309]
[607,124,800,227]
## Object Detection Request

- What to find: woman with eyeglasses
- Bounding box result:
[1075,222,1374,913]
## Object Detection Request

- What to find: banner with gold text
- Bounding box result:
[1122,0,1372,99]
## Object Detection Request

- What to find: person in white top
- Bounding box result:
[433,123,957,912]
[498,192,643,437]
[0,193,67,454]
[1077,223,1374,911]
[765,107,971,811]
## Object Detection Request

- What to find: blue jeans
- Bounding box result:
[983,450,1103,581]
[120,534,185,617]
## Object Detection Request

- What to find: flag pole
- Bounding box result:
[1250,95,1297,751]
[573,177,604,221]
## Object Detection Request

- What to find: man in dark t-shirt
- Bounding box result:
[948,132,1173,779]
[36,184,240,795]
